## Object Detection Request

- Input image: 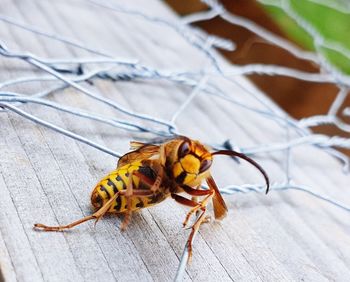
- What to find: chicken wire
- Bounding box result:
[0,0,349,279]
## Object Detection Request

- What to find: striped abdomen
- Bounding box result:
[91,160,167,213]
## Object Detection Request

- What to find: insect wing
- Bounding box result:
[117,143,160,167]
[129,141,148,150]
[206,175,228,220]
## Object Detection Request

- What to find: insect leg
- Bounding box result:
[181,185,212,196]
[120,167,163,230]
[185,185,201,217]
[172,193,213,262]
[120,172,134,230]
[120,188,165,229]
[171,193,198,207]
[179,186,214,228]
[149,163,163,192]
[186,209,207,263]
[34,192,120,231]
[183,192,214,228]
[132,164,163,193]
[192,195,198,206]
[191,189,199,213]
[181,184,212,218]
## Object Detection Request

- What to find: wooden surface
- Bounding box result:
[0,0,349,281]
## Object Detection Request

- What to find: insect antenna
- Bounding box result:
[212,150,270,194]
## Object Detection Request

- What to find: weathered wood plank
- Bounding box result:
[0,175,18,282]
[0,0,349,281]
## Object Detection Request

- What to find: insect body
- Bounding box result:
[91,160,168,214]
[35,136,269,262]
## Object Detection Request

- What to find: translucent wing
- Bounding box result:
[206,175,228,220]
[117,142,160,167]
[129,141,148,150]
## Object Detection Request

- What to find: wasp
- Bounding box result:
[35,136,269,262]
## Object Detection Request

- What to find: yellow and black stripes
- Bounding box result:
[91,160,166,213]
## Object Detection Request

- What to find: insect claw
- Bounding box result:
[34,223,45,230]
[33,223,63,232]
[183,219,193,229]
[93,217,101,228]
[120,220,129,231]
[33,223,43,229]
[203,215,211,224]
[33,223,48,231]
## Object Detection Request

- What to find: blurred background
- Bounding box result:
[166,0,350,154]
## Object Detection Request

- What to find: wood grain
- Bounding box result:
[0,0,349,281]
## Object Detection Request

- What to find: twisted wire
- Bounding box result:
[0,1,349,281]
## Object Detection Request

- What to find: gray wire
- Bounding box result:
[0,102,122,157]
[0,1,349,281]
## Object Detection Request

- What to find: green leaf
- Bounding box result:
[259,0,350,74]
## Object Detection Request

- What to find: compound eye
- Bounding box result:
[199,159,212,173]
[178,141,191,158]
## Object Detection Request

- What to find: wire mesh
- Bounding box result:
[0,0,349,280]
